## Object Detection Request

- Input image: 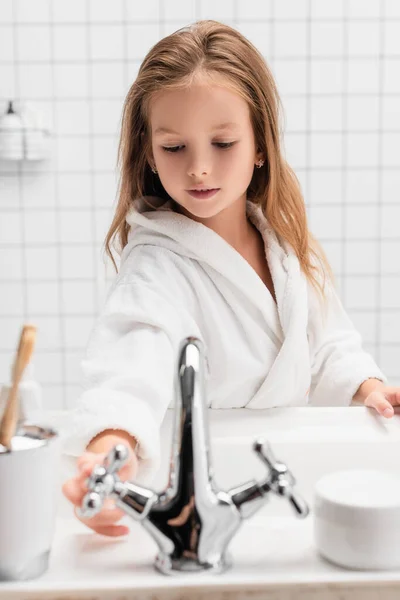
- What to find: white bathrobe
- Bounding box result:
[64,196,386,478]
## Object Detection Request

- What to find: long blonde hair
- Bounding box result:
[105,19,334,301]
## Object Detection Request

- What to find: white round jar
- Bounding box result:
[314,469,400,570]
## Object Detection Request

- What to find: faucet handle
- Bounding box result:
[77,444,129,519]
[253,438,309,518]
[103,443,130,473]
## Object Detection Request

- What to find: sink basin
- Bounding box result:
[3,407,400,599]
[151,406,400,518]
[53,406,400,523]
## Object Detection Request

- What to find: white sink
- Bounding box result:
[55,406,400,520]
[151,406,400,519]
[4,407,400,600]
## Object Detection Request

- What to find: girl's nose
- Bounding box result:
[186,154,211,179]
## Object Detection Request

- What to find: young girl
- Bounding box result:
[62,20,399,538]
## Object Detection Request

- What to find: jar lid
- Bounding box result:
[0,423,57,454]
[314,469,400,528]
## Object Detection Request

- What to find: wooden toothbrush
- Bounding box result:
[0,324,37,450]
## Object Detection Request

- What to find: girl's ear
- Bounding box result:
[255,145,264,161]
[255,153,265,164]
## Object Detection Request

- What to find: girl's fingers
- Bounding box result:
[383,388,400,408]
[62,478,84,505]
[63,449,139,535]
[77,451,105,467]
[366,391,394,418]
[73,505,125,527]
[77,455,105,477]
[379,404,394,418]
[91,524,130,537]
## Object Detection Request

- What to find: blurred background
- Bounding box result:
[0,0,399,409]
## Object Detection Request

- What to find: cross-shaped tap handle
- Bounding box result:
[77,444,130,519]
[253,438,309,518]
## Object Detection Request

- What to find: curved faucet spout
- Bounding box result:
[166,337,214,499]
[143,337,237,574]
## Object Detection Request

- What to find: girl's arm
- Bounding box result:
[307,279,387,407]
[63,280,200,481]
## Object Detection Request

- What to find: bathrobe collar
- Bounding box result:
[125,197,291,329]
[124,196,311,407]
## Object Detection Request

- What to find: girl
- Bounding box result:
[62,20,399,538]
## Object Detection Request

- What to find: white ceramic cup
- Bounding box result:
[0,424,61,581]
[314,469,400,570]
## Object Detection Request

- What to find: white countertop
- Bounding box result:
[2,406,400,600]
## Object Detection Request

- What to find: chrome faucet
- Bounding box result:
[78,337,309,575]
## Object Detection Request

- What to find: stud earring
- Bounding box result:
[255,159,264,169]
[151,166,158,174]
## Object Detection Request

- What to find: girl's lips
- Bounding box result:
[187,188,220,199]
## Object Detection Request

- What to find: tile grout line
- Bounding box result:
[48,0,68,408]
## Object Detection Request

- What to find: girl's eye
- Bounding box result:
[162,142,235,153]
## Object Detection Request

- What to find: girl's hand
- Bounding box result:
[62,434,138,537]
[364,386,400,419]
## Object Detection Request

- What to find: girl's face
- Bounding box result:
[149,81,262,221]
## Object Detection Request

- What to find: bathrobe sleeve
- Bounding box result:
[62,279,200,480]
[307,279,387,407]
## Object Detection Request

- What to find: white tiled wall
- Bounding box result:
[0,0,399,409]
